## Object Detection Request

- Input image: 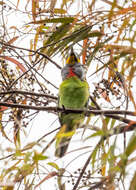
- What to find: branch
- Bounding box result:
[0,101,136,132]
[0,101,135,116]
[0,90,57,100]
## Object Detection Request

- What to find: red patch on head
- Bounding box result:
[67,67,76,78]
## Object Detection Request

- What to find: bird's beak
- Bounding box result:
[66,47,80,65]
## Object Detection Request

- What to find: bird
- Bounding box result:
[55,48,90,157]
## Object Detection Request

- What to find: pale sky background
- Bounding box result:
[0,0,135,190]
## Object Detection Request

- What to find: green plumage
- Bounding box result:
[55,76,89,157]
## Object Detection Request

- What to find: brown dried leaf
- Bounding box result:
[34,171,57,189]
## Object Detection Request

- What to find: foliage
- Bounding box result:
[0,0,136,189]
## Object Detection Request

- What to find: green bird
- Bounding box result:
[55,48,90,157]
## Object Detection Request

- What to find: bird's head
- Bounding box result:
[61,48,85,80]
[66,47,80,65]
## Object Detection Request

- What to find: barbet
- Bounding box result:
[55,48,90,157]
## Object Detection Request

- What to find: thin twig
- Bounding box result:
[0,41,61,69]
[72,138,103,190]
[87,178,107,190]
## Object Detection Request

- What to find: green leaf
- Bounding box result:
[30,17,74,24]
[130,19,136,32]
[110,119,116,129]
[48,162,60,170]
[129,172,136,190]
[42,22,71,55]
[91,146,98,168]
[24,152,33,163]
[33,152,48,162]
[14,149,23,157]
[57,130,75,138]
[53,8,66,14]
[85,130,105,140]
[125,131,136,157]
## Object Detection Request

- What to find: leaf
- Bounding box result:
[118,132,136,172]
[8,36,19,44]
[33,152,48,162]
[23,142,36,150]
[110,119,116,129]
[53,8,66,14]
[2,186,14,190]
[25,0,31,10]
[0,1,5,5]
[56,130,75,138]
[15,163,34,182]
[48,162,59,170]
[29,39,33,62]
[130,19,136,32]
[32,0,37,22]
[34,171,57,189]
[115,5,136,16]
[0,56,27,72]
[42,22,71,56]
[29,17,74,24]
[34,25,43,51]
[91,140,101,168]
[14,149,23,157]
[85,130,105,141]
[0,106,8,111]
[16,0,20,8]
[61,0,72,9]
[129,172,136,190]
[101,165,106,176]
[125,131,136,157]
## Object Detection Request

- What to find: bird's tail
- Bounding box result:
[55,124,75,157]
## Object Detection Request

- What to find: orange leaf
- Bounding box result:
[8,36,19,44]
[0,56,27,72]
[21,98,27,104]
[101,165,106,176]
[100,89,110,102]
[16,0,20,9]
[32,0,38,22]
[0,106,8,111]
[34,26,42,51]
[115,5,136,16]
